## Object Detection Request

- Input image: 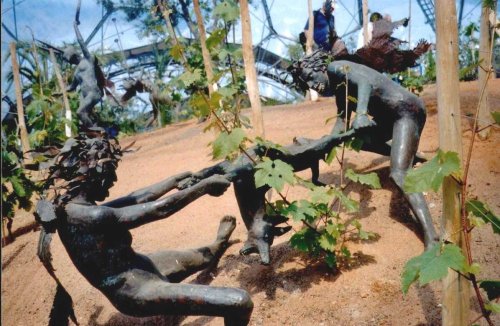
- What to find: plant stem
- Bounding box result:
[457,23,496,326]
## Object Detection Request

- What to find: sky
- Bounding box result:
[0,0,490,112]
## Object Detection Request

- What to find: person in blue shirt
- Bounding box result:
[300,0,348,57]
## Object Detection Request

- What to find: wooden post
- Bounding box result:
[306,0,314,54]
[9,42,31,157]
[477,1,497,140]
[435,1,469,325]
[306,0,318,101]
[362,0,369,46]
[49,49,72,138]
[240,0,265,138]
[193,0,215,96]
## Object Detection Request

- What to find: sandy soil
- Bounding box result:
[2,79,500,326]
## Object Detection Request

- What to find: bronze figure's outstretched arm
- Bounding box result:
[74,0,91,60]
[104,171,192,208]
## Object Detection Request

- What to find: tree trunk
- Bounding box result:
[477,1,497,140]
[9,42,31,158]
[435,2,469,325]
[193,0,215,96]
[240,0,265,138]
[362,0,369,46]
[49,49,73,138]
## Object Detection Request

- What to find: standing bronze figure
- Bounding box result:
[289,52,438,248]
[64,0,105,129]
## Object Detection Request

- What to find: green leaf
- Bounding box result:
[466,200,500,234]
[284,200,317,222]
[345,137,363,152]
[217,86,238,99]
[213,0,240,22]
[206,28,227,50]
[10,176,26,197]
[479,280,500,301]
[485,303,500,314]
[319,232,336,251]
[189,93,210,116]
[401,243,467,294]
[491,111,500,125]
[290,228,317,252]
[325,146,338,165]
[179,69,202,87]
[212,128,246,160]
[331,188,359,213]
[325,252,337,268]
[340,246,351,259]
[326,222,341,239]
[463,262,481,275]
[254,158,295,192]
[468,214,486,228]
[345,169,381,189]
[404,150,461,193]
[309,186,335,204]
[359,230,370,240]
[170,43,184,61]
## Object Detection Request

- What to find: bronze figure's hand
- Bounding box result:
[352,114,376,130]
[204,175,231,197]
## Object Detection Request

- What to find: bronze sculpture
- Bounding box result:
[288,51,438,249]
[64,0,106,129]
[36,129,253,325]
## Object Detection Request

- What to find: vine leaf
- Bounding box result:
[318,232,336,252]
[10,176,27,197]
[466,200,500,234]
[284,200,316,222]
[254,158,295,192]
[179,69,202,87]
[401,243,466,294]
[491,111,500,124]
[205,28,226,50]
[213,0,240,22]
[479,280,500,301]
[290,228,316,252]
[345,169,381,189]
[331,188,359,213]
[170,43,184,61]
[485,303,500,313]
[212,128,246,160]
[310,186,335,204]
[404,150,461,193]
[325,146,338,165]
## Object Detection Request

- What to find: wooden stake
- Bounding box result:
[306,0,318,101]
[193,0,215,96]
[477,1,497,140]
[306,0,314,54]
[49,49,72,137]
[362,0,369,46]
[435,1,469,325]
[240,0,265,138]
[9,42,31,158]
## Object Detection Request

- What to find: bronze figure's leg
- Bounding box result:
[147,215,236,282]
[77,95,100,128]
[112,271,253,325]
[389,117,438,248]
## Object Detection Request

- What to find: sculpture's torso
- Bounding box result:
[56,207,156,292]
